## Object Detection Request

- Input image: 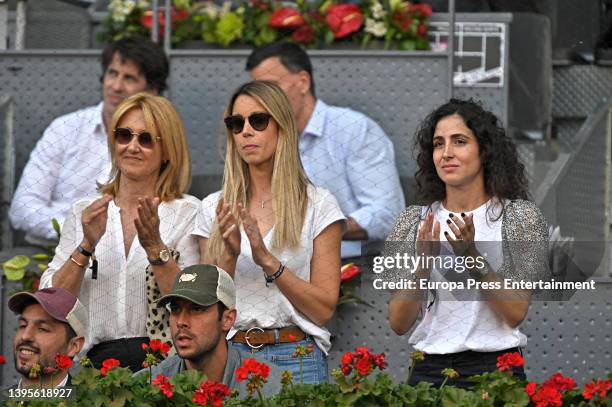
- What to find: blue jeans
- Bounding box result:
[231,337,328,384]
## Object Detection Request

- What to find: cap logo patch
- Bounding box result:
[179,273,197,283]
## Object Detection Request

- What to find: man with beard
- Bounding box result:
[7,287,87,388]
[9,37,169,244]
[138,264,283,395]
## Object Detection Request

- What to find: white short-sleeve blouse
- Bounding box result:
[193,185,346,353]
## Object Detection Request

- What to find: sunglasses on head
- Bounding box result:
[224,112,272,134]
[114,127,160,149]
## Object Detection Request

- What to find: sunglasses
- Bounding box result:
[224,112,272,134]
[114,127,160,149]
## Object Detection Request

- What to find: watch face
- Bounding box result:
[160,250,170,262]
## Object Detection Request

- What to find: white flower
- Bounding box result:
[203,4,218,19]
[371,1,386,19]
[236,6,245,15]
[109,0,136,23]
[365,18,387,37]
[220,1,232,16]
[138,0,150,8]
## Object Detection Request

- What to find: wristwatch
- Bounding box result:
[148,248,171,266]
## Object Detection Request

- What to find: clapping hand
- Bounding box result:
[416,212,441,259]
[134,196,164,256]
[81,194,113,248]
[445,213,476,256]
[216,198,241,259]
[238,205,272,268]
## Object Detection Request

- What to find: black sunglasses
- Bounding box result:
[224,112,272,134]
[114,127,160,149]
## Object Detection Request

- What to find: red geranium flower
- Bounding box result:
[326,4,363,39]
[544,373,576,391]
[55,354,72,370]
[339,347,386,379]
[341,351,353,366]
[236,358,270,382]
[417,23,428,37]
[582,379,612,400]
[292,24,316,44]
[393,11,413,32]
[496,352,524,373]
[152,374,174,398]
[525,382,537,396]
[140,7,189,36]
[354,357,371,376]
[149,339,171,355]
[526,382,564,407]
[270,7,305,29]
[373,353,387,370]
[535,383,563,407]
[235,358,270,396]
[340,263,360,282]
[0,355,6,365]
[100,358,120,375]
[193,380,231,407]
[411,3,433,17]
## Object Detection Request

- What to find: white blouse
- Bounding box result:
[409,200,528,354]
[41,195,201,355]
[194,185,345,354]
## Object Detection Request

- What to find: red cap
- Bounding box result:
[8,287,88,337]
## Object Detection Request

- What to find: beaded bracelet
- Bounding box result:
[265,263,285,287]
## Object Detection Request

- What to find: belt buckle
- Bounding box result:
[245,327,265,350]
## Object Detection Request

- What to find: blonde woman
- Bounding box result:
[194,81,344,384]
[41,93,200,372]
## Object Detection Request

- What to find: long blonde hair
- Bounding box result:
[207,81,309,262]
[99,92,192,200]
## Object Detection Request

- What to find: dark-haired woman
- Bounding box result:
[386,99,548,387]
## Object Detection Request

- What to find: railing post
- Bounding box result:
[0,0,7,50]
[447,0,455,99]
[164,0,171,52]
[151,0,159,43]
[15,0,26,50]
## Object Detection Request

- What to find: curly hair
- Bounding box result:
[414,98,529,206]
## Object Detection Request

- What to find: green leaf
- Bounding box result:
[32,253,51,261]
[52,218,61,237]
[501,386,530,406]
[399,39,416,50]
[3,266,25,281]
[4,255,30,269]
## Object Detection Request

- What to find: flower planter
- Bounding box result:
[176,41,252,50]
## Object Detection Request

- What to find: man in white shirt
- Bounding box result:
[8,37,169,244]
[7,287,87,389]
[246,43,405,258]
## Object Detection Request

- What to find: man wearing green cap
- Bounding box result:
[137,264,283,396]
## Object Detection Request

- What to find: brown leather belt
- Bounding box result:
[231,326,306,348]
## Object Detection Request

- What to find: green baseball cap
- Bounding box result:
[158,264,236,309]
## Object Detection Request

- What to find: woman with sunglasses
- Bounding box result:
[386,99,549,387]
[41,93,200,372]
[194,81,345,384]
